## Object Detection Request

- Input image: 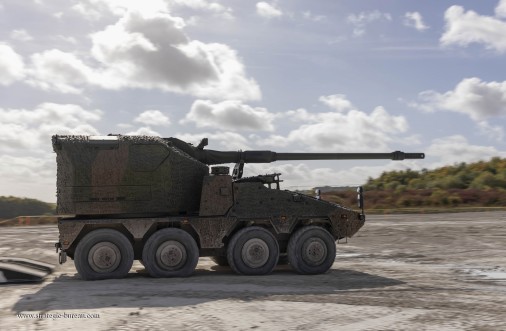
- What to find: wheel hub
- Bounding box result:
[156,240,187,270]
[88,242,121,273]
[241,238,269,268]
[302,238,327,266]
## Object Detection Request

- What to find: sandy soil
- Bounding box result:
[1,211,505,330]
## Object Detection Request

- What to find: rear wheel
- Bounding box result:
[288,226,336,275]
[142,228,199,277]
[227,226,279,275]
[74,229,134,281]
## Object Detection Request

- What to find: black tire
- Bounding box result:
[142,228,199,277]
[74,229,134,281]
[227,226,279,275]
[288,226,336,275]
[211,256,229,266]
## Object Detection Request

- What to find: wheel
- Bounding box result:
[287,226,336,275]
[74,229,134,281]
[211,256,229,266]
[142,228,199,277]
[227,226,279,275]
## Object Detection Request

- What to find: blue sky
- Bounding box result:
[1,0,506,202]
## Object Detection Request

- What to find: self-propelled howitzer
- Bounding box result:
[53,134,424,280]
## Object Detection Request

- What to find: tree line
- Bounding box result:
[0,196,55,219]
[364,157,506,191]
[322,157,506,209]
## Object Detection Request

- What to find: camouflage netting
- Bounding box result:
[52,135,209,216]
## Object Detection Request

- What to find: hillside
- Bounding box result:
[322,157,506,210]
[0,196,55,219]
[364,157,506,191]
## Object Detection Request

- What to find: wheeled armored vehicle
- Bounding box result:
[52,135,424,280]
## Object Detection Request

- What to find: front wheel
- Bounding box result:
[74,229,134,281]
[142,228,199,277]
[227,226,279,275]
[288,226,336,275]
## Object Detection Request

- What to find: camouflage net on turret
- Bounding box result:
[52,135,209,216]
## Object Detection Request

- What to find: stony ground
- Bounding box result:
[1,211,505,330]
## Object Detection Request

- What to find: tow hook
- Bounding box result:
[55,242,67,264]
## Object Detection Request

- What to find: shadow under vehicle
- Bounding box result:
[52,135,424,280]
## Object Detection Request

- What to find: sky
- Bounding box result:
[1,0,506,202]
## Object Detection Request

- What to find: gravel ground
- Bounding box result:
[1,211,505,330]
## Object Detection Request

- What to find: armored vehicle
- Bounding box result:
[52,135,424,280]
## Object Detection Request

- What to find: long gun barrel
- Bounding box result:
[164,137,425,165]
[195,150,425,165]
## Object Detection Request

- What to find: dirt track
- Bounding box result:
[1,211,506,330]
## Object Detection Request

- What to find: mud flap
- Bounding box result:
[0,257,54,284]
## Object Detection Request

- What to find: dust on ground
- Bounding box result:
[1,211,505,330]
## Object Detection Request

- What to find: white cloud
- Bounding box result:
[53,35,78,44]
[441,5,506,53]
[318,94,354,112]
[182,100,276,131]
[261,102,409,152]
[496,0,506,18]
[413,77,506,121]
[0,103,102,152]
[117,123,134,129]
[0,155,56,202]
[0,155,53,182]
[169,0,234,20]
[27,49,95,94]
[76,0,233,20]
[10,29,34,41]
[347,10,392,37]
[134,110,171,126]
[426,135,506,166]
[403,12,429,31]
[478,121,504,141]
[72,2,103,20]
[0,86,102,202]
[256,2,283,19]
[302,11,326,22]
[25,10,260,100]
[287,107,407,151]
[76,0,169,17]
[125,126,161,136]
[0,44,25,85]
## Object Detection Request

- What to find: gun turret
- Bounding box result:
[53,135,425,216]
